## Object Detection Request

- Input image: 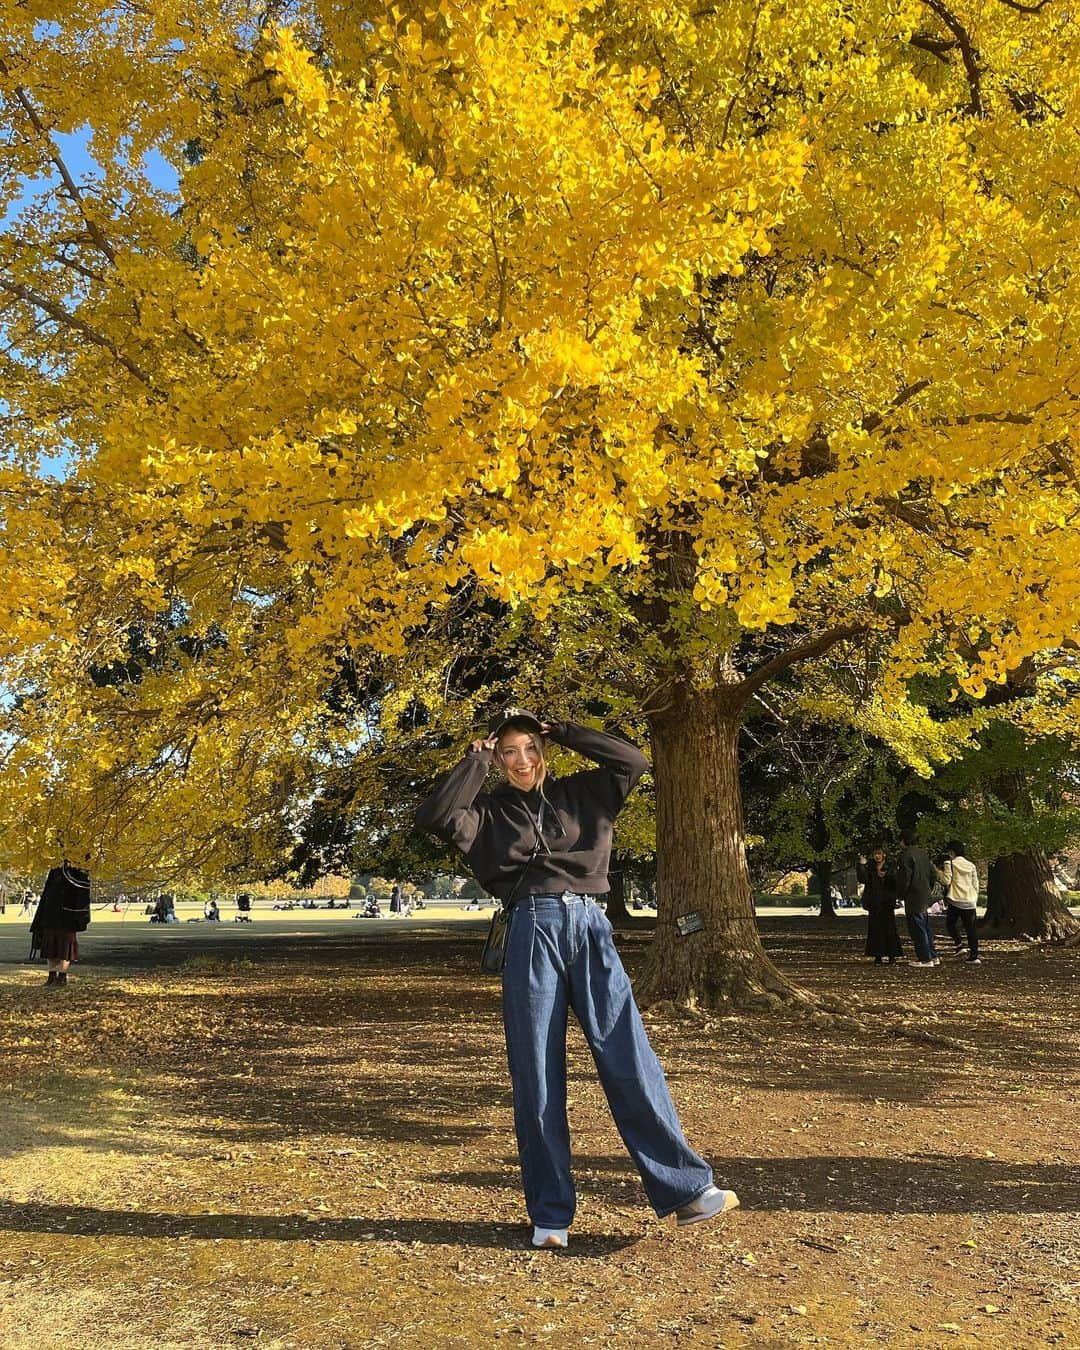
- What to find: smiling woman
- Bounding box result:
[417,707,739,1250]
[493,723,545,794]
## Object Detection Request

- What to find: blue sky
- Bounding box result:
[3,124,180,227]
[3,125,180,478]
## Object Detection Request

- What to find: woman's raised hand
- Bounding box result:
[470,735,498,754]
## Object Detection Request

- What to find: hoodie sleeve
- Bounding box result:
[547,721,649,813]
[415,748,494,855]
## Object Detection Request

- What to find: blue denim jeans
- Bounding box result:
[905,906,939,963]
[501,893,713,1228]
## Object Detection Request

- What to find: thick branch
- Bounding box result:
[909,33,959,62]
[922,0,985,116]
[737,624,866,705]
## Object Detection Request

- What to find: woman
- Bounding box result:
[31,860,91,987]
[856,847,902,964]
[940,841,981,963]
[417,707,738,1250]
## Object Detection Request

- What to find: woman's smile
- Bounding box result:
[498,729,542,787]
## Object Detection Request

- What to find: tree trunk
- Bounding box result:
[983,848,1079,942]
[604,852,650,929]
[636,686,823,1013]
[811,859,838,920]
[605,857,630,925]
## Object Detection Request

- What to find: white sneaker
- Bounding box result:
[908,960,935,967]
[531,1226,568,1249]
[675,1186,740,1227]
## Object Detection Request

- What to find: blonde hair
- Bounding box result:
[496,726,547,789]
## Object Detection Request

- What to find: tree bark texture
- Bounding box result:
[982,768,1079,942]
[984,848,1079,942]
[637,687,821,1012]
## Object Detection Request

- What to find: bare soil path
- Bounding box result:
[0,916,1076,1348]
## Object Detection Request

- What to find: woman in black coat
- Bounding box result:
[31,861,91,987]
[857,847,903,964]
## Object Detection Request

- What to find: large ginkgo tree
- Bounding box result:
[2,0,1079,1007]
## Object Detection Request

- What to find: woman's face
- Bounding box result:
[498,729,543,791]
[872,848,886,865]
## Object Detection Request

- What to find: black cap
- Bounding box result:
[487,706,545,739]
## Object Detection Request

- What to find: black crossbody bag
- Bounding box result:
[480,800,548,976]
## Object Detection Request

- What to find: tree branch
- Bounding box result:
[909,33,959,62]
[922,0,985,116]
[0,58,118,265]
[0,276,156,388]
[737,624,866,705]
[721,0,764,146]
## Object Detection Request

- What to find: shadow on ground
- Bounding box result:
[427,1154,1080,1215]
[0,1202,638,1254]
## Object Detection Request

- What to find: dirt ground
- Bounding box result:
[0,916,1077,1349]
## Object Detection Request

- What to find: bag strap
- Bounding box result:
[500,837,541,913]
[499,799,547,913]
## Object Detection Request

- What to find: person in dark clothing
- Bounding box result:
[896,828,939,967]
[856,847,903,963]
[417,707,738,1251]
[31,861,91,987]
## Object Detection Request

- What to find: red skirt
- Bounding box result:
[39,929,79,962]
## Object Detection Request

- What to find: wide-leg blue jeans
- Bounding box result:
[501,893,714,1228]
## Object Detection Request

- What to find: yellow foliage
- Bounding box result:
[2,0,1080,873]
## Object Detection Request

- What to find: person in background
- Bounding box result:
[203,897,220,922]
[940,841,981,964]
[31,860,92,987]
[896,827,940,968]
[856,847,903,965]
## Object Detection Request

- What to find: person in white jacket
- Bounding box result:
[940,842,981,963]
